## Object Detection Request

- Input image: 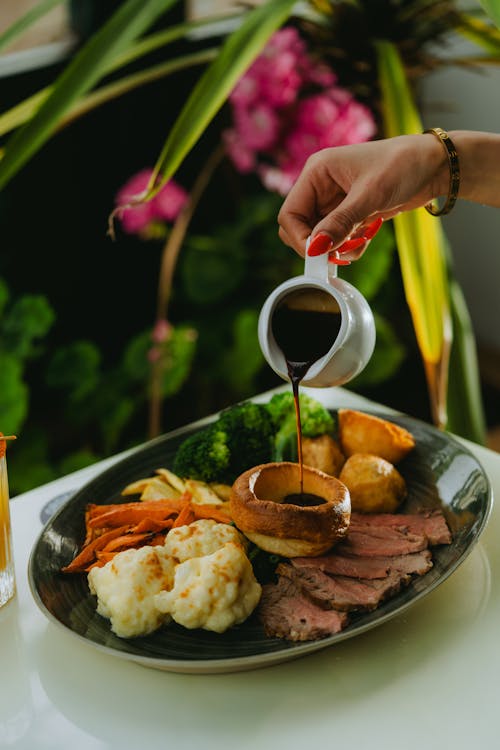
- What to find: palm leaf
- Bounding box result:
[0,0,180,191]
[446,275,487,443]
[376,40,452,428]
[60,49,219,129]
[0,15,238,141]
[376,40,486,441]
[456,12,500,53]
[148,0,297,194]
[0,0,66,53]
[478,0,500,29]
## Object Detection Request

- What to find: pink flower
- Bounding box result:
[152,318,173,344]
[258,164,297,195]
[225,27,377,195]
[233,102,280,151]
[230,73,259,108]
[255,51,302,107]
[222,129,256,173]
[333,98,377,145]
[152,180,188,222]
[265,27,307,58]
[305,61,337,88]
[299,94,340,132]
[116,169,156,234]
[116,169,188,236]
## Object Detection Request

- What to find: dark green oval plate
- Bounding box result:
[28,411,492,674]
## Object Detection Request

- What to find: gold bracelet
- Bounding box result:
[424,128,460,216]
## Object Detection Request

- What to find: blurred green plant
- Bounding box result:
[0,277,55,433]
[1,0,500,493]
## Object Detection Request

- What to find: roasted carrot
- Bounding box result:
[101,532,152,553]
[87,497,186,520]
[62,525,131,573]
[133,517,174,534]
[88,506,178,529]
[62,487,234,575]
[172,503,197,528]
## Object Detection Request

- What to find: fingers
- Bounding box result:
[278,223,309,257]
[308,217,384,266]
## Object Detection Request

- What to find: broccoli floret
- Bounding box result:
[173,401,274,484]
[265,391,335,462]
[218,401,275,478]
[173,425,231,483]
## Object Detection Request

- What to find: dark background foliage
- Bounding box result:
[1,1,498,494]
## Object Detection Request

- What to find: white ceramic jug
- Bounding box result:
[258,247,376,388]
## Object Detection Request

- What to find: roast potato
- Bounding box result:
[338,409,415,464]
[302,434,345,477]
[338,453,407,513]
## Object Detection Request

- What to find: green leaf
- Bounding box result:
[1,295,55,359]
[446,278,487,444]
[0,277,10,319]
[0,16,229,140]
[60,48,219,130]
[149,0,296,192]
[100,398,136,453]
[349,313,405,388]
[0,354,28,433]
[457,12,500,53]
[376,40,452,427]
[376,39,486,437]
[123,330,154,383]
[122,324,197,397]
[341,222,395,301]
[46,341,101,400]
[0,0,65,53]
[478,1,500,29]
[220,309,265,394]
[182,235,246,304]
[158,325,198,398]
[0,0,180,191]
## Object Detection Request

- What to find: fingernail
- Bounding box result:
[336,237,366,254]
[363,217,383,239]
[328,255,351,266]
[307,232,334,256]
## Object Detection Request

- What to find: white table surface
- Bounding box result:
[1,386,498,750]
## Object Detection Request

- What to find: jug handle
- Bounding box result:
[304,236,338,281]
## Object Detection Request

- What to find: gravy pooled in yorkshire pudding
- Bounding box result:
[230,462,351,557]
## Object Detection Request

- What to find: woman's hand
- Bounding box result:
[277,133,448,261]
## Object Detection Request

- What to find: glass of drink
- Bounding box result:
[0,434,16,608]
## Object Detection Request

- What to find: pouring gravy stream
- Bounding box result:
[271,289,342,504]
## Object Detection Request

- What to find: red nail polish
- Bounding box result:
[363,217,383,239]
[337,237,366,254]
[307,233,334,256]
[328,256,351,266]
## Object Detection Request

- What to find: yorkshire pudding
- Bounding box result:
[230,462,351,557]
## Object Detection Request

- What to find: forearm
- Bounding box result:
[449,130,500,208]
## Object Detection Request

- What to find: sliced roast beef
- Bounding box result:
[338,526,428,557]
[349,510,451,546]
[292,549,433,580]
[258,507,452,642]
[259,575,349,641]
[279,562,408,611]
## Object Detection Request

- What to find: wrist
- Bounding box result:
[448,130,500,206]
[423,132,453,200]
